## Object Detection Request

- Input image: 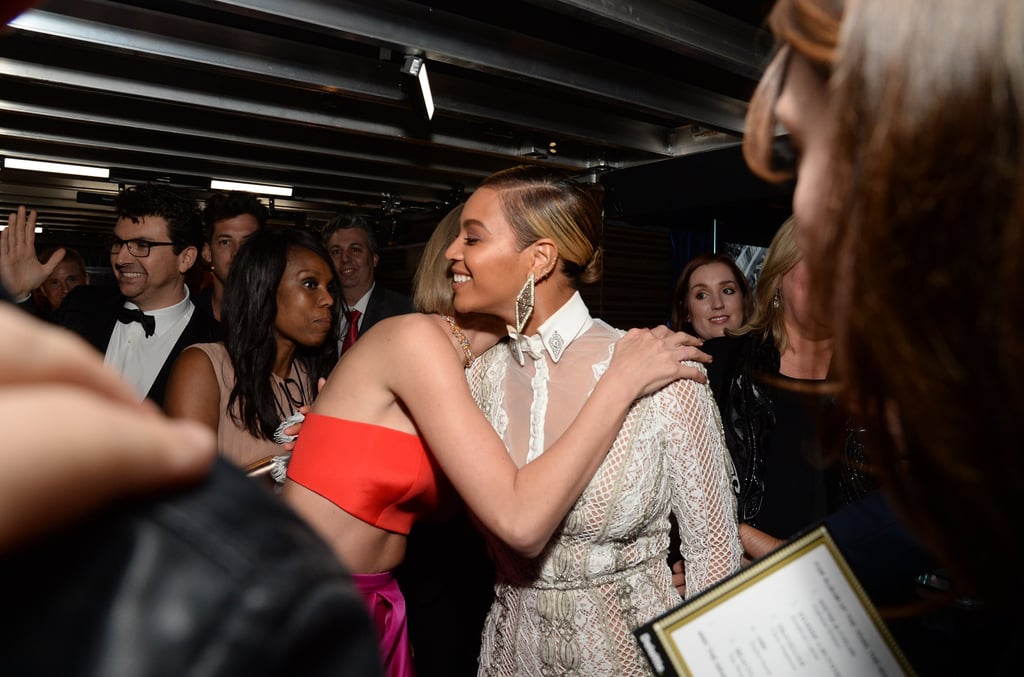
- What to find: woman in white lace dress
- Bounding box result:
[446,166,743,675]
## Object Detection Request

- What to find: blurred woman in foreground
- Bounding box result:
[743,0,1023,669]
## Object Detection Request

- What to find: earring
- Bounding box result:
[772,288,782,310]
[515,272,535,333]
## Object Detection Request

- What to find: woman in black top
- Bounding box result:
[702,216,865,535]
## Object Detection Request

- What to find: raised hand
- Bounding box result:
[0,206,63,299]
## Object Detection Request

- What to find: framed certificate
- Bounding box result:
[634,526,915,676]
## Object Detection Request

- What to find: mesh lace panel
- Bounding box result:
[469,322,742,675]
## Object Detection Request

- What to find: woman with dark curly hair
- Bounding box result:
[165,226,339,470]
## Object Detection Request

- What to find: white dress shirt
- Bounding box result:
[105,288,195,400]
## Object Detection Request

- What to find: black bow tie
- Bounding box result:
[117,307,156,337]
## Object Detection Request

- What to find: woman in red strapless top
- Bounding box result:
[282,204,709,677]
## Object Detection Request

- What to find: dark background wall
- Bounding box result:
[377,145,792,330]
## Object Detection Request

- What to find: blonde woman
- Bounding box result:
[446,166,741,675]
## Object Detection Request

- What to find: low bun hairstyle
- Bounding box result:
[478,165,604,288]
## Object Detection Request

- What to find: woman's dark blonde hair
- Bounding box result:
[745,0,1024,608]
[731,216,800,354]
[412,204,463,315]
[477,165,603,287]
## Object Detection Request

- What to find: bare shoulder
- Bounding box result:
[372,311,434,330]
[173,343,217,373]
[165,343,220,418]
[337,313,458,390]
[361,312,450,350]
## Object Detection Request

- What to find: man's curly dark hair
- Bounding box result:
[114,184,203,254]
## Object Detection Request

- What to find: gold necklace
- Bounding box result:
[442,314,474,367]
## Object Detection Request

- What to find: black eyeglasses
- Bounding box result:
[106,236,176,257]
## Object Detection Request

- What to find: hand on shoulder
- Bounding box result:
[608,327,710,398]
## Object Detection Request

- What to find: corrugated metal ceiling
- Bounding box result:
[0,0,773,240]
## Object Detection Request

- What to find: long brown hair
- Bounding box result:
[745,0,1024,608]
[670,253,753,336]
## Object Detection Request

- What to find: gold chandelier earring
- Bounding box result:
[515,272,535,334]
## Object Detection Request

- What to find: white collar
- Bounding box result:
[349,283,375,315]
[123,286,191,337]
[506,291,593,365]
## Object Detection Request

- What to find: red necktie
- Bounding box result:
[342,309,361,353]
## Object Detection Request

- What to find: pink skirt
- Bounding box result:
[352,571,416,677]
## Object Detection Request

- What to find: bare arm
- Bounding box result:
[164,346,222,433]
[389,319,698,557]
[0,207,62,299]
[0,304,215,552]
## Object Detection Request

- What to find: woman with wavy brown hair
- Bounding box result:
[670,253,753,339]
[743,0,1023,668]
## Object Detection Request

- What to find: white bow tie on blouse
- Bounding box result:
[507,328,569,366]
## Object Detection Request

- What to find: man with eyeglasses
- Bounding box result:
[0,184,217,406]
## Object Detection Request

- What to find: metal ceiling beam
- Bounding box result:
[0,58,515,192]
[7,7,410,106]
[522,0,771,80]
[0,94,491,189]
[7,5,699,161]
[168,0,751,132]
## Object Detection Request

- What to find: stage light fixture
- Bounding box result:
[401,55,435,120]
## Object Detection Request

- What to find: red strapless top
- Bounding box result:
[286,414,447,535]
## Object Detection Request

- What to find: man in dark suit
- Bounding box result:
[0,185,218,407]
[322,213,411,354]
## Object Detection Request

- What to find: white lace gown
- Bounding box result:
[468,301,741,676]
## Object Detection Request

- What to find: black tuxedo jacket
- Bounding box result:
[55,285,219,408]
[358,284,412,336]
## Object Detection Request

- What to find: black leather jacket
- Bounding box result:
[705,333,779,523]
[2,458,382,677]
[705,333,875,526]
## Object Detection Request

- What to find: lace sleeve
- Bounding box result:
[664,363,742,596]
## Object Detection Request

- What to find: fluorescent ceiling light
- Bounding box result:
[401,56,435,120]
[209,179,293,197]
[3,157,109,179]
[0,225,43,233]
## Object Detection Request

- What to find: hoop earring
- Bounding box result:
[515,272,535,333]
[772,288,782,310]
